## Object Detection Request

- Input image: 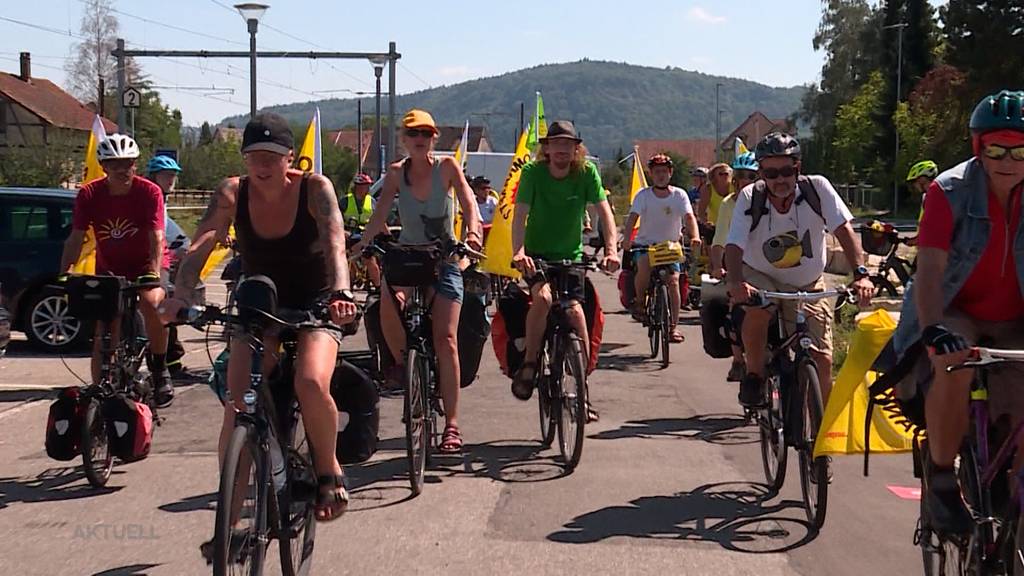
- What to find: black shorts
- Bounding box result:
[525,263,585,303]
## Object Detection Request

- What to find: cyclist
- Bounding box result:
[509,120,620,422]
[708,151,760,382]
[145,155,190,377]
[59,134,175,408]
[725,132,873,409]
[357,109,483,455]
[161,113,358,523]
[698,163,733,234]
[620,153,700,343]
[470,175,498,225]
[890,90,1024,536]
[689,166,708,207]
[906,160,939,246]
[343,172,381,288]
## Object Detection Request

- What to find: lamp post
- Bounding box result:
[234,3,268,119]
[715,82,724,162]
[369,55,387,179]
[884,21,908,215]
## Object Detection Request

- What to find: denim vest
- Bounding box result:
[892,158,1024,357]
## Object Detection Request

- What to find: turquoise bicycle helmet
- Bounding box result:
[146,155,182,174]
[731,152,759,171]
[970,90,1024,134]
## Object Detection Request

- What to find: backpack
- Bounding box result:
[745,175,826,233]
[699,296,734,359]
[458,266,492,388]
[45,387,86,461]
[362,294,396,382]
[102,394,154,462]
[331,360,380,464]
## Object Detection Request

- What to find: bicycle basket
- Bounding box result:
[65,275,126,322]
[648,241,685,267]
[383,246,440,287]
[860,222,897,256]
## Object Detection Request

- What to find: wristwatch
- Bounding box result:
[333,289,356,303]
[853,265,870,280]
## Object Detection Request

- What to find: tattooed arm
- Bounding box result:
[174,178,237,304]
[306,174,349,291]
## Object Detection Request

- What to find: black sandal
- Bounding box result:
[315,474,349,522]
[511,362,538,401]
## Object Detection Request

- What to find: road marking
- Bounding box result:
[0,399,48,420]
[887,484,921,500]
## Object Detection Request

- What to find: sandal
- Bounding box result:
[586,402,600,423]
[315,475,349,522]
[439,425,463,454]
[512,362,537,401]
[670,329,685,343]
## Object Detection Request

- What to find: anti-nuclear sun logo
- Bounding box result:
[97,218,139,241]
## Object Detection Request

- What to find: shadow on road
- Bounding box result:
[597,353,664,373]
[158,491,216,514]
[91,564,161,576]
[458,439,566,483]
[0,388,57,403]
[3,340,88,359]
[590,414,757,446]
[548,481,817,554]
[0,466,123,509]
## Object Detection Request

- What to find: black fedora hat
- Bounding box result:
[540,120,582,143]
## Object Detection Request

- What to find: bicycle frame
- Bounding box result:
[878,240,915,287]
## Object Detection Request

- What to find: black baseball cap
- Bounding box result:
[241,112,294,155]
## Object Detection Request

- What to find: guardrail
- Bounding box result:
[167,189,213,209]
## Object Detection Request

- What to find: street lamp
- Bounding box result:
[234,3,268,119]
[715,82,724,162]
[884,21,908,216]
[369,55,387,178]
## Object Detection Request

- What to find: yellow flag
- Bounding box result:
[536,91,547,140]
[73,115,108,274]
[452,120,470,240]
[296,107,322,174]
[814,309,916,457]
[199,225,235,281]
[734,137,749,158]
[481,128,531,279]
[628,146,648,205]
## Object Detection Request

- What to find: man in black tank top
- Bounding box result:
[163,113,357,526]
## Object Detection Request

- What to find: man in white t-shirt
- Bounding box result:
[621,154,701,343]
[470,175,498,224]
[725,133,873,408]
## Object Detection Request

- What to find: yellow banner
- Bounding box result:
[452,120,470,240]
[481,128,531,279]
[73,115,109,274]
[814,309,915,457]
[295,108,321,174]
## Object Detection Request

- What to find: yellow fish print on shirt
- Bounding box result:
[763,229,813,269]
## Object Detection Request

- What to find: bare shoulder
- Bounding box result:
[306,173,337,196]
[213,176,240,208]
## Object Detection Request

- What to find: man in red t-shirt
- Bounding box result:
[914,91,1024,536]
[59,134,174,407]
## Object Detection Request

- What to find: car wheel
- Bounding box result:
[23,290,90,353]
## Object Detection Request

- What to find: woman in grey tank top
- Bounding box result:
[359,109,483,454]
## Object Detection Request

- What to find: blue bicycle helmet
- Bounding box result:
[970,90,1024,134]
[731,152,759,171]
[146,155,182,174]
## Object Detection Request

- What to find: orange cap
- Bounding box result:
[402,109,438,133]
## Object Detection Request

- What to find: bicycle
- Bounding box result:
[746,285,852,530]
[59,275,163,488]
[528,257,596,473]
[182,279,349,576]
[859,222,916,298]
[365,236,484,496]
[627,245,680,369]
[916,346,1024,575]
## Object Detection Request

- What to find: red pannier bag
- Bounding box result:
[45,387,85,461]
[102,394,153,462]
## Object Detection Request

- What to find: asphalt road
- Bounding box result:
[0,270,923,576]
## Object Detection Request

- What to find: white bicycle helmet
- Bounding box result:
[97,134,141,161]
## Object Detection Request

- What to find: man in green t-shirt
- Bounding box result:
[510,120,620,416]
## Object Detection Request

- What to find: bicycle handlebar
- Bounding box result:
[947,347,1024,372]
[175,301,357,336]
[362,235,486,261]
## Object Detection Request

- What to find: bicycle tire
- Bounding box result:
[81,397,113,488]
[556,334,587,472]
[796,360,828,529]
[1011,512,1024,576]
[919,448,980,576]
[758,374,787,492]
[872,275,899,299]
[213,423,267,576]
[647,291,659,359]
[278,412,316,576]
[404,349,427,496]
[537,349,556,448]
[658,284,671,368]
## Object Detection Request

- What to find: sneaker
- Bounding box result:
[154,370,174,408]
[727,360,746,382]
[925,468,973,536]
[810,455,834,485]
[738,374,765,408]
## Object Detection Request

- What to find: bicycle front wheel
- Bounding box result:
[758,374,787,492]
[797,360,828,529]
[658,284,671,368]
[404,349,428,496]
[556,335,587,472]
[278,412,316,576]
[647,292,660,359]
[81,397,113,488]
[214,423,268,576]
[537,349,556,448]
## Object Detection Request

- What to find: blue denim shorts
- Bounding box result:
[632,251,681,273]
[435,262,464,303]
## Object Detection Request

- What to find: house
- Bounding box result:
[718,111,795,158]
[0,52,117,147]
[326,129,374,170]
[634,139,718,170]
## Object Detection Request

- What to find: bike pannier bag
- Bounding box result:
[45,387,85,461]
[102,394,153,462]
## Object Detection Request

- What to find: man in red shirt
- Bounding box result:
[59,134,174,407]
[913,91,1024,535]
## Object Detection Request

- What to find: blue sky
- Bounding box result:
[0,1,937,126]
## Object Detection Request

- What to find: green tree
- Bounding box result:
[832,71,886,184]
[177,139,245,190]
[133,86,183,154]
[662,151,692,190]
[0,133,80,187]
[199,122,214,146]
[942,0,1024,96]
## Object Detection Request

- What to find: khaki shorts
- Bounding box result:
[910,310,1024,421]
[742,264,834,356]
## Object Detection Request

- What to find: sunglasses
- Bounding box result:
[102,159,136,170]
[761,165,798,180]
[734,170,757,181]
[404,128,435,139]
[982,143,1024,162]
